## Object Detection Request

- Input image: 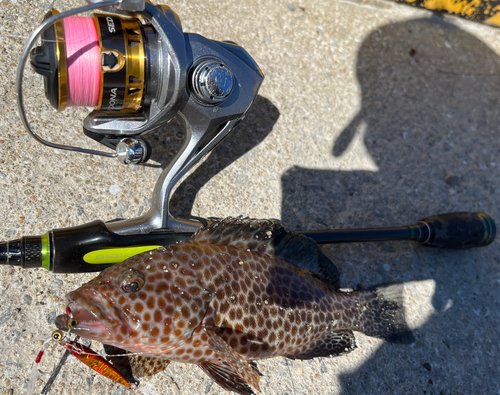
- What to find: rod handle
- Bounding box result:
[419,212,496,249]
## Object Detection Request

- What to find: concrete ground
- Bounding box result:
[1,0,500,394]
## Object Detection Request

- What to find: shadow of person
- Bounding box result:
[281,17,500,394]
[144,95,280,217]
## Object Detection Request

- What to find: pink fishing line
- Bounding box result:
[62,16,101,107]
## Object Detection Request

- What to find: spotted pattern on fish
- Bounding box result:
[56,218,414,395]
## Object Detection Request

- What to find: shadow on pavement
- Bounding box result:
[281,17,500,394]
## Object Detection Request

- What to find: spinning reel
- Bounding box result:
[17,0,263,235]
[1,0,496,273]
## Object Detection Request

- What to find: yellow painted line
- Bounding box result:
[423,0,482,17]
[486,12,500,26]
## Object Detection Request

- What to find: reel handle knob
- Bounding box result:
[116,138,150,165]
[418,212,496,249]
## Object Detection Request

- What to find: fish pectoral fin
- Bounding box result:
[248,361,264,377]
[286,329,357,360]
[199,361,257,395]
[200,322,261,393]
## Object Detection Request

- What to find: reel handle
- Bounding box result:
[418,212,496,249]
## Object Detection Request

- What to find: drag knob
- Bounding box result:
[191,60,234,104]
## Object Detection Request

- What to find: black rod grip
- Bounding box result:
[49,221,193,273]
[418,212,496,249]
[1,221,194,273]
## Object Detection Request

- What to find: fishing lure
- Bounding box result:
[51,330,132,389]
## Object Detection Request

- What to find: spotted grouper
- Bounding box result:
[56,218,414,394]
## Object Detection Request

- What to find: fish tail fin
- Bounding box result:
[357,283,415,344]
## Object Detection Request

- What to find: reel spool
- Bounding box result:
[31,10,146,113]
[18,0,263,166]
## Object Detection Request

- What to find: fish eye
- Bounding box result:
[52,330,63,342]
[120,270,145,293]
[122,280,141,292]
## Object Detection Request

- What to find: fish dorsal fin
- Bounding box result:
[193,217,340,290]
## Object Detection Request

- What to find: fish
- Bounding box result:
[55,217,414,395]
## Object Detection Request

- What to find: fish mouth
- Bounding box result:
[56,288,133,342]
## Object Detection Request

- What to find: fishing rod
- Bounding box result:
[2,0,496,274]
[0,211,495,273]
